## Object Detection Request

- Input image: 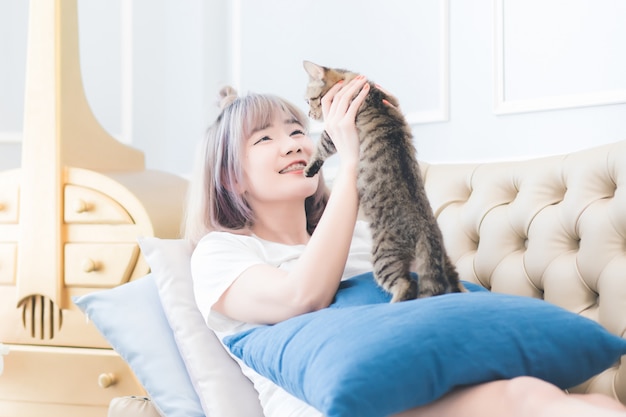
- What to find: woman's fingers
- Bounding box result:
[344,81,369,118]
[375,83,400,110]
[321,75,369,164]
[374,83,392,97]
[334,76,368,107]
[322,75,369,119]
[321,80,344,115]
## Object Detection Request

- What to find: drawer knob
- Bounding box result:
[0,203,4,211]
[82,258,98,273]
[98,372,117,388]
[73,199,90,213]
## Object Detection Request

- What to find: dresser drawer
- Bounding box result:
[64,243,139,287]
[64,185,133,224]
[0,242,17,284]
[0,344,145,407]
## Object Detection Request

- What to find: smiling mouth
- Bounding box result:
[279,162,307,174]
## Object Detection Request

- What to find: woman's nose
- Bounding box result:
[283,137,302,155]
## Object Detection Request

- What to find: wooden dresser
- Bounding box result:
[0,1,188,416]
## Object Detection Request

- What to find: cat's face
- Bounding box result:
[303,60,357,121]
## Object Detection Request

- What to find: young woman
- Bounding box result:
[185,77,626,417]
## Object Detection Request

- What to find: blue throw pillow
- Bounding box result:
[73,275,205,417]
[224,273,626,417]
[329,272,488,307]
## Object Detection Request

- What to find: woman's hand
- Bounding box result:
[321,75,370,169]
[375,83,400,110]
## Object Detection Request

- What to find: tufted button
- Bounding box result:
[560,186,568,202]
[608,184,617,199]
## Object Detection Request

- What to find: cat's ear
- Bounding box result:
[303,60,325,81]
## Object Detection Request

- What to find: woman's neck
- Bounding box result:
[250,201,310,245]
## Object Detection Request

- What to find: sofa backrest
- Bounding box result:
[422,139,626,402]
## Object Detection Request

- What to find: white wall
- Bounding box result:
[1,0,625,176]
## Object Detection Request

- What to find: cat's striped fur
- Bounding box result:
[302,60,463,301]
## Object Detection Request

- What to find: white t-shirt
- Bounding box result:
[190,220,373,417]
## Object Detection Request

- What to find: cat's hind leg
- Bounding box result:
[413,234,452,298]
[415,267,448,298]
[371,247,418,302]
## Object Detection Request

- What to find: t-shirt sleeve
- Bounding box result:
[190,232,266,331]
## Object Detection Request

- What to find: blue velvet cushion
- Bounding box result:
[224,273,626,417]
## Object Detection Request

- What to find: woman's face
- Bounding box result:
[240,111,319,206]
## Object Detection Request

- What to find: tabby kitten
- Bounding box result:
[302,60,463,301]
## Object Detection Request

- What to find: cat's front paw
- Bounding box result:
[303,160,323,177]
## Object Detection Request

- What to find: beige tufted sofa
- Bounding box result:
[109,139,626,416]
[425,139,626,401]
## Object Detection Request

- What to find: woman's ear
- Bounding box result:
[234,181,245,195]
[221,173,245,195]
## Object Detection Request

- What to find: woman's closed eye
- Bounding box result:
[253,136,272,145]
[252,128,305,145]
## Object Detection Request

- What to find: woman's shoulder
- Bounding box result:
[192,229,264,262]
[196,229,255,247]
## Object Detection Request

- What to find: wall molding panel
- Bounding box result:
[406,0,449,125]
[493,0,626,115]
[231,0,450,130]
